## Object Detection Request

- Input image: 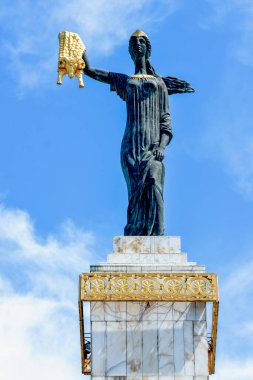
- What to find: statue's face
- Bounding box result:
[130,36,147,61]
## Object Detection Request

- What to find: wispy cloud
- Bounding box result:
[0,204,97,380]
[212,255,253,378]
[213,359,253,380]
[205,0,253,67]
[221,257,253,341]
[196,0,253,200]
[0,204,253,378]
[0,0,179,94]
[202,106,253,200]
[53,0,180,54]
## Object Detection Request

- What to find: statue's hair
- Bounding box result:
[128,35,157,76]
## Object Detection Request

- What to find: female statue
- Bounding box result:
[83,30,194,236]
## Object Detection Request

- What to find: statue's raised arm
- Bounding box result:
[82,51,111,84]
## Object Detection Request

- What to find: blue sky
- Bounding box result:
[0,0,253,379]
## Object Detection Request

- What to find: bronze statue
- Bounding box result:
[61,30,194,236]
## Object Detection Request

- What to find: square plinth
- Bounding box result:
[86,237,210,380]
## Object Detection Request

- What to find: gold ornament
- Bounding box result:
[57,31,86,88]
[131,29,149,39]
[79,272,218,302]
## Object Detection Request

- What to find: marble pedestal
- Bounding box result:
[90,237,209,380]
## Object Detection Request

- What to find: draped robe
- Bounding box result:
[109,73,172,236]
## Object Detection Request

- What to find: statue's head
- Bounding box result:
[128,30,151,62]
[129,30,156,76]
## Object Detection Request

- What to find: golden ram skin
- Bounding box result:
[57,31,86,88]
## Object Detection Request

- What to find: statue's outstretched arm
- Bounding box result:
[82,52,111,84]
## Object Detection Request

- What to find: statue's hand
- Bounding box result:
[153,146,165,161]
[82,51,90,72]
[82,51,88,64]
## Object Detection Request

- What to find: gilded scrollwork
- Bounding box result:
[79,273,218,302]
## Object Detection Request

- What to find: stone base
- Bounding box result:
[93,377,208,380]
[91,236,205,273]
[90,237,209,380]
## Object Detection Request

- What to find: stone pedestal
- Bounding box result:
[89,237,209,380]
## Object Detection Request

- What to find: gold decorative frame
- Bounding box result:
[78,272,219,375]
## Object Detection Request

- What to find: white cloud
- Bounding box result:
[197,67,253,199]
[220,258,253,340]
[213,257,253,374]
[0,205,95,299]
[213,359,253,380]
[222,258,253,297]
[203,113,253,200]
[0,0,179,94]
[0,294,81,380]
[196,0,253,199]
[0,204,253,378]
[0,204,97,380]
[53,0,179,54]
